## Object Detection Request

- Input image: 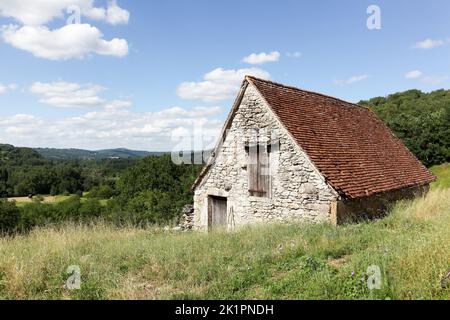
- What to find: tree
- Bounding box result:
[111,155,202,225]
[360,89,450,167]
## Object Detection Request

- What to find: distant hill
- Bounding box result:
[34,147,167,160]
[0,144,45,166]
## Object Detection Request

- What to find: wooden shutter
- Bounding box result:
[248,143,259,196]
[248,143,271,197]
[258,144,270,197]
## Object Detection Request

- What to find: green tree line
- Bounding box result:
[360,89,450,167]
[1,154,201,234]
[0,144,137,197]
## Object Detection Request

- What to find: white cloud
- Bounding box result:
[405,70,448,85]
[0,114,42,126]
[334,75,369,86]
[0,0,129,26]
[0,1,129,60]
[102,1,130,25]
[0,106,224,151]
[405,70,423,79]
[104,100,132,110]
[242,51,280,65]
[421,75,448,85]
[177,67,270,102]
[158,106,223,118]
[30,81,131,109]
[0,83,17,94]
[2,24,128,60]
[286,52,302,58]
[413,38,445,49]
[346,75,369,84]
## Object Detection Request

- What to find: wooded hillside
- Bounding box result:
[360,89,450,167]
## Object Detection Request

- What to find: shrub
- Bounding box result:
[54,196,83,221]
[121,190,178,225]
[0,199,20,234]
[50,186,58,196]
[33,195,45,203]
[19,197,105,231]
[111,155,201,225]
[19,202,57,231]
[87,184,116,199]
[79,198,104,219]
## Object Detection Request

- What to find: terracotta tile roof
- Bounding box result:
[247,76,436,199]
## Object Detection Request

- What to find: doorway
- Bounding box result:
[208,196,227,230]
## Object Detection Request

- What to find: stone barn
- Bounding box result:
[190,76,435,231]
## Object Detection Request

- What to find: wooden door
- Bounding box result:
[208,196,227,230]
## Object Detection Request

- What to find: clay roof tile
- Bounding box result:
[247,76,436,199]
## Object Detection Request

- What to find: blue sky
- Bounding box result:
[0,0,449,150]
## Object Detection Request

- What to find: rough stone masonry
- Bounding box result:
[192,85,337,231]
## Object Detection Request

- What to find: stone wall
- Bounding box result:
[179,204,195,230]
[193,84,337,231]
[332,184,430,224]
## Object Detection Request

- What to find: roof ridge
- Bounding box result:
[245,75,369,110]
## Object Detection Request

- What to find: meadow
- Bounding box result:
[0,180,449,300]
[8,194,108,207]
[8,195,74,206]
[431,163,450,189]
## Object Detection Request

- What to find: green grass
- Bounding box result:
[9,195,108,208]
[54,195,72,203]
[0,188,450,300]
[430,163,450,189]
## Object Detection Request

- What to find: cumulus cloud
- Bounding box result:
[177,67,270,102]
[0,0,129,26]
[0,83,17,94]
[405,70,448,85]
[405,70,423,79]
[334,75,369,86]
[0,106,223,151]
[0,1,129,60]
[30,81,131,109]
[413,38,445,49]
[2,24,128,60]
[100,0,130,25]
[242,51,280,65]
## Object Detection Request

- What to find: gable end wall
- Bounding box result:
[193,84,337,231]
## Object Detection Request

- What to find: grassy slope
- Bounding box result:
[431,163,450,189]
[0,187,450,300]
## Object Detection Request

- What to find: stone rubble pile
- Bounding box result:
[178,204,195,231]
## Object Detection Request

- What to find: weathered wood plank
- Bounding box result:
[209,196,227,229]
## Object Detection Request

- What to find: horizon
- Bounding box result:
[2,143,210,154]
[5,83,448,152]
[1,0,450,151]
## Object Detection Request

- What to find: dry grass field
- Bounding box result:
[8,196,61,205]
